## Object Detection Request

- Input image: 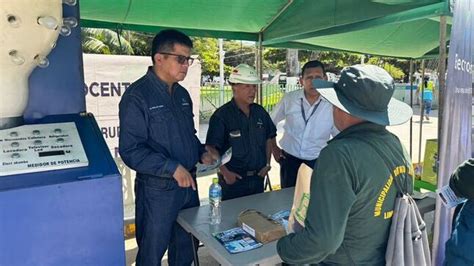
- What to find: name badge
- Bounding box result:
[229,130,241,138]
[149,105,164,110]
[181,98,190,106]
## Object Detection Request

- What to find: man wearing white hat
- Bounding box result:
[206,64,277,200]
[277,64,414,265]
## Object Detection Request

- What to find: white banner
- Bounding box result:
[83,53,202,157]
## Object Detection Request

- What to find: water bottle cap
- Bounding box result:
[212,177,218,184]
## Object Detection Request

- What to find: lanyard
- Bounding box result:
[300,98,321,125]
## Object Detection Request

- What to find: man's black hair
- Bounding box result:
[151,29,193,63]
[301,60,326,76]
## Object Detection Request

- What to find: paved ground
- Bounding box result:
[125,105,439,265]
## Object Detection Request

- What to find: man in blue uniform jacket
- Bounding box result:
[119,29,217,266]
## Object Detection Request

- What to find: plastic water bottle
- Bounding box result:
[209,177,222,225]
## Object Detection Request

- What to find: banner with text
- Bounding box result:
[433,0,473,264]
[83,53,202,157]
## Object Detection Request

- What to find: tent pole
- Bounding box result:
[409,59,414,158]
[256,32,263,105]
[432,15,448,266]
[437,15,447,166]
[218,38,225,106]
[418,60,426,165]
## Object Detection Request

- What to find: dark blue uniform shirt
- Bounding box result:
[119,67,204,178]
[206,99,277,174]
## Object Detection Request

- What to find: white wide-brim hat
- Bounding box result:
[229,64,261,84]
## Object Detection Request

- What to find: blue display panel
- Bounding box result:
[0,114,125,265]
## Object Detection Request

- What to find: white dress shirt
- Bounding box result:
[271,89,338,160]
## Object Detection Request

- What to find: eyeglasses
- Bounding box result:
[159,52,194,65]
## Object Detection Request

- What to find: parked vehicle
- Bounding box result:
[278,73,287,86]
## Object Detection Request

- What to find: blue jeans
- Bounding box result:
[423,99,432,115]
[135,175,199,266]
[445,200,474,265]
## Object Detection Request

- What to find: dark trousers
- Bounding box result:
[218,173,264,201]
[134,176,200,266]
[279,150,317,188]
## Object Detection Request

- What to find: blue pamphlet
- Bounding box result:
[213,227,262,254]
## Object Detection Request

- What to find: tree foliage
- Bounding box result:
[316,52,361,73]
[263,48,362,74]
[192,38,257,76]
[192,37,219,75]
[223,40,255,67]
[82,28,134,55]
[367,57,406,80]
[81,28,154,56]
[81,29,411,80]
[125,31,154,56]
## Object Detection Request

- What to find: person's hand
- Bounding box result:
[272,146,285,163]
[220,168,242,185]
[200,152,215,165]
[173,165,196,190]
[258,164,271,177]
[201,145,220,165]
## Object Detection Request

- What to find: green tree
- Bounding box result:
[192,37,219,76]
[263,48,286,72]
[383,58,410,82]
[263,48,362,74]
[81,28,134,55]
[125,31,154,56]
[80,29,410,81]
[315,51,361,73]
[192,39,258,76]
[223,40,255,69]
[367,57,405,80]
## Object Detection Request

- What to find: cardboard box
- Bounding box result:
[237,210,286,244]
[421,139,438,186]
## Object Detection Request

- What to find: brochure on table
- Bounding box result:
[213,209,290,254]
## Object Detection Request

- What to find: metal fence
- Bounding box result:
[199,83,415,121]
[199,84,301,121]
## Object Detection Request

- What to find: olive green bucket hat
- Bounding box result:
[313,64,413,126]
[449,158,474,200]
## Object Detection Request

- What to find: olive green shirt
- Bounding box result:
[277,122,413,265]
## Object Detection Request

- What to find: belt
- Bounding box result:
[219,167,259,177]
[218,169,258,177]
[138,166,197,180]
[245,170,258,176]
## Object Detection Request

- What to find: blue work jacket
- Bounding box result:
[119,67,204,178]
